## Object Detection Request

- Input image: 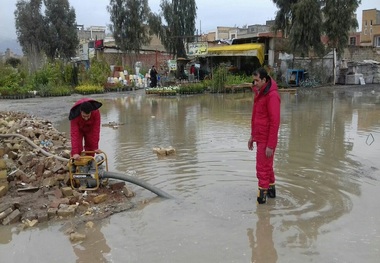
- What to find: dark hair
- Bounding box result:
[253,67,270,83]
[80,101,93,114]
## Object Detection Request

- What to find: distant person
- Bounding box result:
[150,65,158,87]
[189,64,196,82]
[69,98,102,160]
[248,67,281,204]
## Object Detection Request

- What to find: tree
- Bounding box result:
[43,0,79,60]
[107,0,151,56]
[14,0,46,71]
[288,0,325,56]
[322,0,361,56]
[272,0,360,57]
[5,57,22,68]
[149,0,197,59]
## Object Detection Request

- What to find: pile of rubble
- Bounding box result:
[0,111,135,228]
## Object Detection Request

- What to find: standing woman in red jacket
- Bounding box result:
[69,98,102,160]
[248,68,281,204]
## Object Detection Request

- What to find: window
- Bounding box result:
[370,20,373,25]
[364,29,367,35]
[376,36,380,47]
[365,20,367,26]
[231,34,236,39]
[349,37,356,46]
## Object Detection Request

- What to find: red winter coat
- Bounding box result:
[69,98,102,156]
[251,78,281,149]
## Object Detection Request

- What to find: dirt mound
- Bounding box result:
[0,111,135,228]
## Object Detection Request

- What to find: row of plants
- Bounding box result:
[0,56,110,99]
[145,81,210,96]
[0,59,265,99]
[145,86,180,96]
[74,84,105,95]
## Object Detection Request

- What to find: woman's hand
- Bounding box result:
[265,147,274,158]
[248,137,254,151]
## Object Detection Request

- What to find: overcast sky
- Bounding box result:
[0,0,379,41]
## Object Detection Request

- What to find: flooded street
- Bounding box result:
[1,87,380,262]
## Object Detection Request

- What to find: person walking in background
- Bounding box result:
[189,64,196,82]
[69,98,102,160]
[150,65,158,87]
[248,67,281,204]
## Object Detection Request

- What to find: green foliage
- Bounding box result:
[5,57,22,68]
[43,0,79,60]
[14,0,45,71]
[74,84,104,94]
[272,0,360,57]
[288,0,324,56]
[30,62,62,88]
[149,0,197,58]
[0,66,22,89]
[108,0,151,54]
[179,82,206,94]
[82,58,110,86]
[225,74,252,86]
[211,67,228,93]
[36,83,72,97]
[322,0,361,57]
[0,86,31,97]
[15,0,78,62]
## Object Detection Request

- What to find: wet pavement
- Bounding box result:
[0,85,380,262]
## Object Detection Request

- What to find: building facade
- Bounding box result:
[360,9,380,47]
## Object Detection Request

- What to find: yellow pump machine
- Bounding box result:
[68,150,109,191]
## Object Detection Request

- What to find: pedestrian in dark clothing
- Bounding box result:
[150,65,158,87]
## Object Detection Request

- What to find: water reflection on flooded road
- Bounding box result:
[1,88,380,262]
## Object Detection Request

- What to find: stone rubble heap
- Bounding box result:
[0,111,135,229]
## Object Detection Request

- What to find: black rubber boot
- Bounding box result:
[268,184,276,198]
[257,188,268,204]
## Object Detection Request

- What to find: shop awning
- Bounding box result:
[207,43,264,65]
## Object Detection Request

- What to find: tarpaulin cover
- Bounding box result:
[207,43,264,65]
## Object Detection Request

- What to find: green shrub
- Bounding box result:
[75,84,104,94]
[0,66,21,89]
[211,66,228,93]
[83,58,110,86]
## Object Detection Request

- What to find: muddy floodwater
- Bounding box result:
[1,86,380,262]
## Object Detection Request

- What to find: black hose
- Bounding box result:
[101,171,174,199]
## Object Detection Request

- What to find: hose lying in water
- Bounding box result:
[101,171,174,199]
[0,133,174,199]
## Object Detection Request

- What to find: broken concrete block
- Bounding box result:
[57,205,77,217]
[61,187,73,197]
[0,185,8,198]
[47,208,58,219]
[0,207,13,221]
[0,170,7,180]
[70,232,86,242]
[93,194,108,204]
[0,159,7,169]
[2,209,21,225]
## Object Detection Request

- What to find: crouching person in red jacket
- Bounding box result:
[248,68,281,204]
[69,98,102,160]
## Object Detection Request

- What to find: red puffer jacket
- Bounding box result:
[69,98,102,156]
[251,78,281,149]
